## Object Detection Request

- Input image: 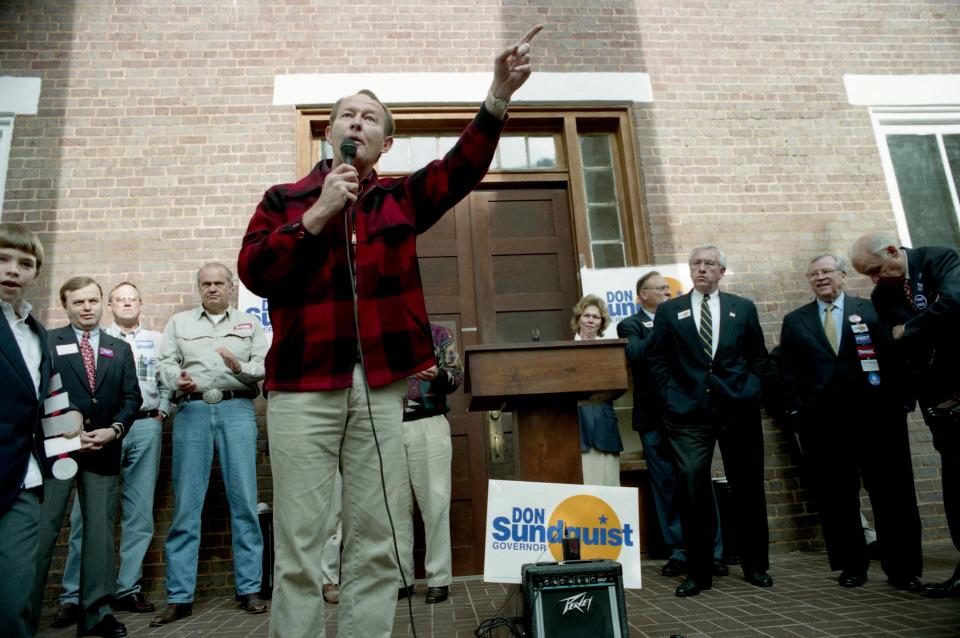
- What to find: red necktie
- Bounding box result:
[80,331,97,391]
[903,279,917,311]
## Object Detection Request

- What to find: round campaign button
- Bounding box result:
[52,456,78,480]
[867,372,881,386]
[914,295,927,310]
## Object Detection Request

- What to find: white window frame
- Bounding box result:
[0,76,43,218]
[0,116,13,215]
[869,108,960,247]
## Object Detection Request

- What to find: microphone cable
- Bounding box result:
[341,153,418,637]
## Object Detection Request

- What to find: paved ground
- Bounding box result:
[38,541,960,637]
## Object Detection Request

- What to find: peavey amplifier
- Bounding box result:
[522,559,629,638]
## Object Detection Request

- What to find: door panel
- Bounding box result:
[416,185,578,575]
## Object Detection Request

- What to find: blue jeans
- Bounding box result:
[60,417,163,604]
[641,428,722,562]
[164,398,263,602]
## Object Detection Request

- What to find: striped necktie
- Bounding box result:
[699,294,713,360]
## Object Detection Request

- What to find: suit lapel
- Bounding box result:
[797,301,835,357]
[0,311,35,394]
[716,293,734,358]
[93,334,114,394]
[678,294,705,359]
[839,298,865,358]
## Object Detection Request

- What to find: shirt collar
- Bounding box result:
[816,292,845,313]
[72,324,100,340]
[1,297,31,321]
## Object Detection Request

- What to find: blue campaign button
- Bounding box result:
[915,295,928,310]
[855,334,872,345]
[868,372,881,386]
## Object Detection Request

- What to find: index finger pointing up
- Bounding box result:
[519,24,544,45]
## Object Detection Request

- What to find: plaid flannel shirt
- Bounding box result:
[239,105,504,391]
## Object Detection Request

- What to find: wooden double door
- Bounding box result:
[412,185,580,575]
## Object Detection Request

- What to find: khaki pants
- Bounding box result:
[267,365,408,638]
[399,414,453,588]
[581,448,621,487]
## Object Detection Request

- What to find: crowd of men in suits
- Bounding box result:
[618,237,960,599]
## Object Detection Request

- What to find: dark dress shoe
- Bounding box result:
[238,593,269,614]
[80,614,127,638]
[150,603,193,627]
[745,571,774,587]
[425,585,449,604]
[712,560,729,577]
[661,558,687,577]
[675,577,711,597]
[52,602,81,628]
[888,575,925,593]
[398,584,415,600]
[925,576,960,598]
[838,570,867,588]
[115,592,155,613]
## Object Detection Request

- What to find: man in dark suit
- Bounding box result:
[618,271,725,579]
[780,253,923,590]
[0,223,61,637]
[648,245,771,597]
[852,233,960,597]
[32,276,141,638]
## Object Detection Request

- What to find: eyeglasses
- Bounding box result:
[111,296,140,303]
[806,269,839,279]
[641,285,670,292]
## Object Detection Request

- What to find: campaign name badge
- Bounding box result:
[861,359,880,372]
[56,343,79,356]
[868,372,881,386]
[678,309,691,320]
[99,347,114,358]
[642,321,654,329]
[729,311,736,318]
[136,339,154,348]
[914,295,928,310]
[856,346,875,358]
[851,323,869,333]
[855,333,872,345]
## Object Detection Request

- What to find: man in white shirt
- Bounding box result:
[54,282,173,627]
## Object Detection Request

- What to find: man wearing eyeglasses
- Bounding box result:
[851,233,960,598]
[779,253,923,591]
[618,271,726,581]
[52,283,174,629]
[648,245,771,597]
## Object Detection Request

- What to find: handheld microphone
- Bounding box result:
[340,139,357,166]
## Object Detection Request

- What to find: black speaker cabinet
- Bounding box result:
[522,559,629,638]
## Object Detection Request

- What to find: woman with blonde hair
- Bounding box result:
[571,294,623,486]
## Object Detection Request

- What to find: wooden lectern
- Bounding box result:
[464,339,629,485]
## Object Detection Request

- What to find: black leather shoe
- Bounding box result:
[675,577,711,597]
[925,576,960,598]
[661,558,687,577]
[52,602,81,628]
[425,585,449,604]
[79,614,127,638]
[838,570,867,588]
[712,560,729,577]
[115,592,155,613]
[888,575,925,593]
[397,584,415,600]
[745,571,774,587]
[149,603,193,627]
[238,593,269,614]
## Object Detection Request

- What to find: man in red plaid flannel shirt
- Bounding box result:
[239,25,543,638]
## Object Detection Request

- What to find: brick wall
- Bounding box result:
[2,0,958,603]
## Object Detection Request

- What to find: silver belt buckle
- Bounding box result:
[201,388,223,404]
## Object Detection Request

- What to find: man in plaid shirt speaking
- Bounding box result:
[238,25,543,638]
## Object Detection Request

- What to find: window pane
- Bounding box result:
[588,204,623,241]
[528,136,557,168]
[888,134,960,250]
[944,134,960,197]
[409,136,437,168]
[498,137,527,169]
[438,136,458,157]
[378,137,409,172]
[592,243,626,268]
[584,168,616,203]
[580,135,612,167]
